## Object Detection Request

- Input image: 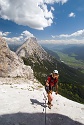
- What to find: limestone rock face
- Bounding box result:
[16,37,51,61]
[0,37,33,79]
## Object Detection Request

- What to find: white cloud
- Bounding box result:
[21,30,35,41]
[68,12,75,17]
[0,0,68,30]
[1,30,35,44]
[44,0,68,4]
[51,29,84,39]
[51,6,55,11]
[4,36,22,43]
[39,39,84,44]
[71,30,84,37]
[3,32,11,36]
[0,31,10,37]
[21,30,34,37]
[48,29,84,44]
[51,35,56,38]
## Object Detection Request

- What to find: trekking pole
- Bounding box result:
[43,92,47,125]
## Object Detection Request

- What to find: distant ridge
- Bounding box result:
[16,37,51,61]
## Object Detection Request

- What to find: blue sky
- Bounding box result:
[0,0,84,44]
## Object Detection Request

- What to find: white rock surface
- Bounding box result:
[0,37,33,79]
[0,78,84,125]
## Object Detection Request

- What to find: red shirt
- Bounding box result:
[47,75,58,87]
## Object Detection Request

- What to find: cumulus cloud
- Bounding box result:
[3,32,11,36]
[21,30,35,41]
[4,36,22,43]
[1,30,35,44]
[51,29,84,39]
[21,31,34,37]
[71,30,84,37]
[44,0,68,4]
[0,31,11,37]
[0,0,68,30]
[68,12,75,17]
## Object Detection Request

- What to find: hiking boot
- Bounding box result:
[48,104,51,109]
[47,101,51,105]
[47,101,53,106]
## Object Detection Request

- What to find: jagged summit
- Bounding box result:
[23,37,37,46]
[16,37,51,61]
[0,37,33,78]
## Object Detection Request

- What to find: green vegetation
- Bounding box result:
[22,56,84,104]
[59,83,84,103]
[55,51,84,73]
[61,45,84,60]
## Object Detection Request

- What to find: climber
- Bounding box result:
[45,70,59,109]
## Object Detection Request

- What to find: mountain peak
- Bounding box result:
[16,37,51,61]
[24,37,37,44]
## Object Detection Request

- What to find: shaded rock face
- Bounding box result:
[0,37,33,79]
[16,37,51,61]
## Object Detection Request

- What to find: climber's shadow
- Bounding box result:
[30,99,46,108]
